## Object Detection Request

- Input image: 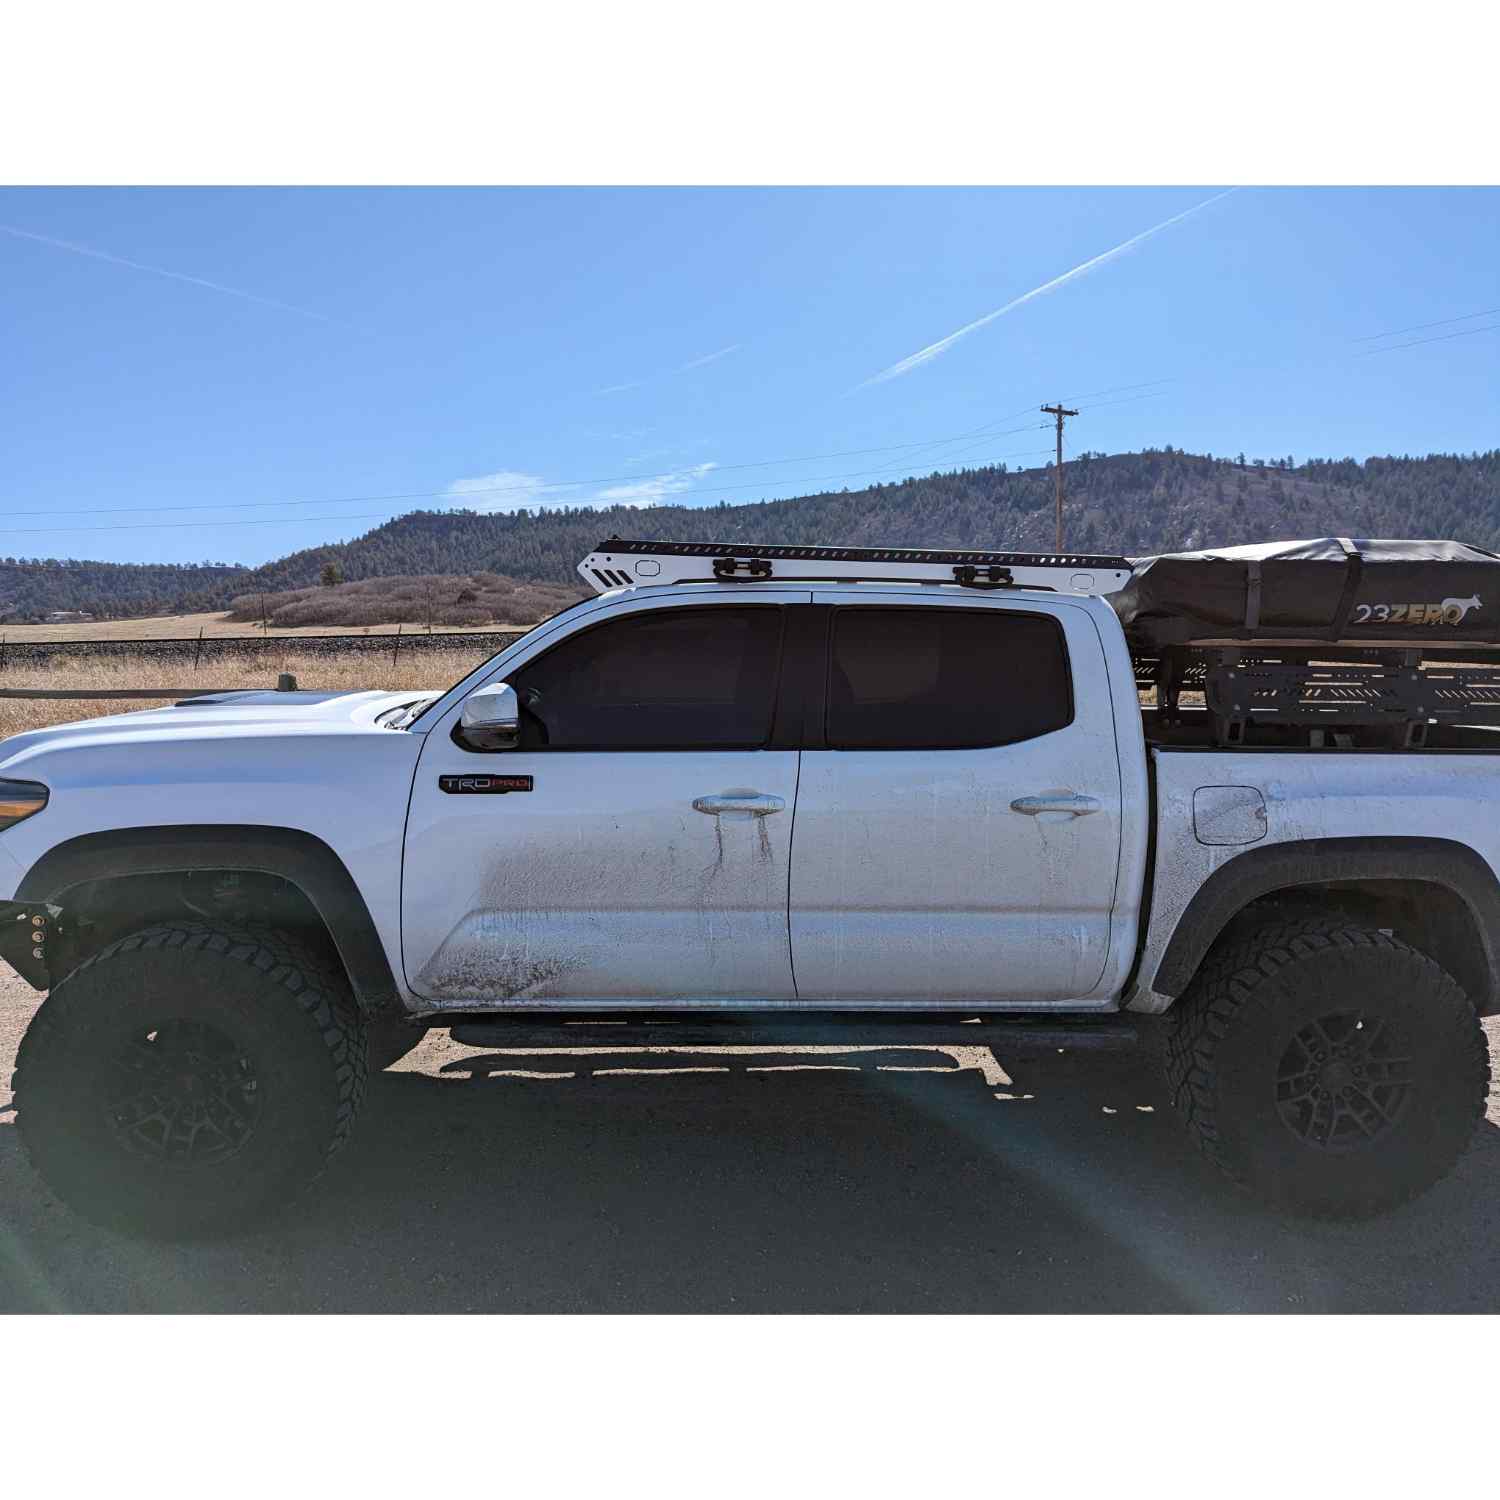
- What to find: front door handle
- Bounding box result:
[1010,792,1103,818]
[693,792,786,818]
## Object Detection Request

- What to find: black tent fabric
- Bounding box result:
[1111,538,1500,649]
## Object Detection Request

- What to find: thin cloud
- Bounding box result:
[678,343,742,371]
[860,188,1238,387]
[445,470,553,513]
[444,461,718,513]
[591,462,717,506]
[593,379,647,396]
[0,222,350,327]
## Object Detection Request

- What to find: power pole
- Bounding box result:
[1041,403,1078,552]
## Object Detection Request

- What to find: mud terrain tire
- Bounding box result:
[1164,918,1489,1218]
[14,924,368,1238]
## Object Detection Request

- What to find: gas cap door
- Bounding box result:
[1193,785,1268,846]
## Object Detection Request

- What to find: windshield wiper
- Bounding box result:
[384,694,441,730]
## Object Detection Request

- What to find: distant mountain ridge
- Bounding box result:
[3,448,1497,622]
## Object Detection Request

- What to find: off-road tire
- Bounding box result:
[1164,918,1489,1218]
[14,923,368,1238]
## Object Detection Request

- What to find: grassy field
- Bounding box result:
[0,646,496,735]
[0,609,529,643]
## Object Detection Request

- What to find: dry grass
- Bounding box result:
[0,647,496,736]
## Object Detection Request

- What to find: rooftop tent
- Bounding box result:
[1111,537,1500,650]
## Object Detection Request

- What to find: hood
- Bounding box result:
[0,688,441,773]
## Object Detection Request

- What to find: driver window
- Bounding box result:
[510,605,784,750]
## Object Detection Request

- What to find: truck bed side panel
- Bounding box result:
[1128,748,1500,1012]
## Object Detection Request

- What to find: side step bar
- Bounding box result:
[446,1013,1141,1052]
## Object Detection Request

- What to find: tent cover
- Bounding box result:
[1110,537,1500,650]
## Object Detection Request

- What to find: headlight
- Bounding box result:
[0,780,48,831]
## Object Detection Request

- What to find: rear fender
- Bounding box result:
[1136,836,1500,1015]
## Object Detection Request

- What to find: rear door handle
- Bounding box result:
[1010,792,1103,818]
[693,792,786,818]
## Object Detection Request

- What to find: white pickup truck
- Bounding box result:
[1,537,1495,1235]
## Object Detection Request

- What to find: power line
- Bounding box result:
[36,316,1470,548]
[0,419,1046,521]
[1061,378,1174,402]
[1362,323,1500,355]
[0,443,1057,537]
[1354,306,1500,342]
[0,387,1170,532]
[1073,390,1171,413]
[2,289,1484,541]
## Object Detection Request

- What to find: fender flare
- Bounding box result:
[15,825,399,1013]
[1151,835,1500,1007]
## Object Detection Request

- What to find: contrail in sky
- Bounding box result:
[593,341,742,396]
[860,188,1238,387]
[679,343,742,371]
[0,222,348,326]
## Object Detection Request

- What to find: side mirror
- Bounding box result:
[458,681,521,751]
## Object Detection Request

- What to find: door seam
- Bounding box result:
[786,747,803,998]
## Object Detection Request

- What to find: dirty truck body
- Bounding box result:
[1,537,1496,1234]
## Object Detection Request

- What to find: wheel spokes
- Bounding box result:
[104,1021,262,1165]
[1276,1010,1412,1152]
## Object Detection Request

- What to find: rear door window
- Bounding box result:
[825,606,1072,750]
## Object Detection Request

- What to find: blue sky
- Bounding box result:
[2,186,1496,567]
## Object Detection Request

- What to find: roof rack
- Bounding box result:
[577,537,1135,596]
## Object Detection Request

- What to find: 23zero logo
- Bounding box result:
[1352,595,1482,627]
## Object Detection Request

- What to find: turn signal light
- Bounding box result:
[0,780,48,831]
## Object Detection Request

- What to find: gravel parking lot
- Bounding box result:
[3,967,1499,1313]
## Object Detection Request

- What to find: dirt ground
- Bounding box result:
[3,967,1499,1313]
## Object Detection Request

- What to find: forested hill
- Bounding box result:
[223,448,1500,594]
[3,448,1498,621]
[0,559,246,624]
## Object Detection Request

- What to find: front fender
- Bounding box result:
[13,826,401,1013]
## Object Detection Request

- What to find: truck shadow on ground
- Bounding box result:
[3,1034,1498,1313]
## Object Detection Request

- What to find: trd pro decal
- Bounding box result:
[439,774,534,794]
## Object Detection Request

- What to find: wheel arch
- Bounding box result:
[14,826,400,1015]
[1151,836,1500,1015]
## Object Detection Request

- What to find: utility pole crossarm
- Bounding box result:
[1040,403,1079,552]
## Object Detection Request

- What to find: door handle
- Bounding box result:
[693,792,786,818]
[1010,792,1103,818]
